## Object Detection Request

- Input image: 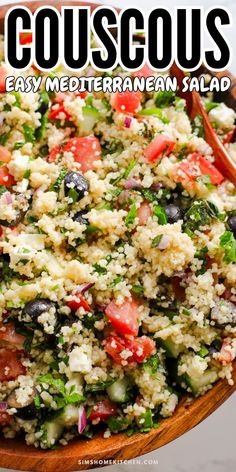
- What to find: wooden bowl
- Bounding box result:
[0,2,236,471]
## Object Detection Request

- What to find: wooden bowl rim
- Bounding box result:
[0,2,235,471]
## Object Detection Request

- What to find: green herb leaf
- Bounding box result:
[153,205,167,225]
[0,132,10,146]
[152,234,163,247]
[219,231,236,263]
[125,202,137,226]
[142,355,159,375]
[131,285,144,297]
[0,185,7,197]
[13,141,25,150]
[93,263,107,275]
[138,108,169,124]
[107,416,131,432]
[141,188,158,203]
[198,346,209,358]
[154,90,175,108]
[85,379,114,393]
[184,200,220,233]
[23,124,36,144]
[205,101,219,114]
[38,374,65,394]
[50,168,67,192]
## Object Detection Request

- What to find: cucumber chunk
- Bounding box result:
[107,377,129,403]
[158,337,185,358]
[60,405,79,427]
[42,419,63,447]
[80,106,99,135]
[185,369,218,395]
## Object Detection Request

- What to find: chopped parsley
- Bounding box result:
[50,168,67,192]
[219,231,236,263]
[184,200,221,233]
[198,346,209,358]
[154,90,175,108]
[131,284,144,297]
[38,373,84,409]
[23,124,36,144]
[125,202,137,226]
[205,101,219,114]
[85,379,114,392]
[153,205,167,225]
[152,234,163,247]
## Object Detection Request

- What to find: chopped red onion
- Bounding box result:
[97,304,107,312]
[151,183,163,190]
[86,67,95,77]
[78,405,87,434]
[75,283,94,294]
[3,192,13,205]
[174,271,186,278]
[124,116,132,128]
[124,178,142,189]
[0,402,8,412]
[34,184,48,195]
[157,235,170,250]
[118,190,130,205]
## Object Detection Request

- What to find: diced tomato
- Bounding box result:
[133,64,154,79]
[0,66,7,93]
[221,287,233,301]
[0,146,11,163]
[137,202,152,226]
[54,92,68,104]
[0,323,25,348]
[0,349,26,381]
[218,339,235,364]
[171,276,186,302]
[177,153,224,185]
[0,411,12,426]
[223,128,236,144]
[144,135,176,162]
[67,293,91,313]
[76,90,88,99]
[105,335,127,363]
[63,136,101,173]
[19,32,33,45]
[0,167,15,187]
[129,336,156,363]
[105,296,140,336]
[110,91,142,115]
[49,104,72,122]
[89,399,117,423]
[105,335,156,364]
[47,145,62,163]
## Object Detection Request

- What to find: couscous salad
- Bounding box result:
[0,36,236,448]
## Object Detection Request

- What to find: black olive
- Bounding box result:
[23,299,55,319]
[72,210,88,225]
[165,204,183,224]
[7,389,38,420]
[227,215,236,236]
[208,346,218,356]
[15,403,38,420]
[0,210,25,227]
[64,172,89,202]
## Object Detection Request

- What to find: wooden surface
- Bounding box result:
[0,2,236,471]
[0,365,235,472]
